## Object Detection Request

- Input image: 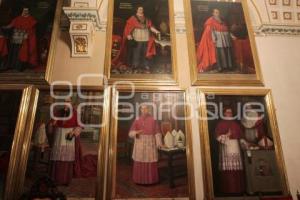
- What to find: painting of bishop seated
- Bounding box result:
[0,0,57,75]
[111,0,173,75]
[191,1,255,74]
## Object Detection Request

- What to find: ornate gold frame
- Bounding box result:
[0,85,39,200]
[184,0,264,86]
[0,0,63,84]
[106,86,196,199]
[12,85,112,200]
[104,0,178,86]
[197,88,290,200]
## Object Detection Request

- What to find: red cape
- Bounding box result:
[215,120,242,139]
[112,15,156,67]
[10,15,38,66]
[196,17,229,72]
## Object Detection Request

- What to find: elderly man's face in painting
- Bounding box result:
[224,108,233,118]
[212,8,220,19]
[140,105,149,116]
[22,8,29,16]
[136,6,144,16]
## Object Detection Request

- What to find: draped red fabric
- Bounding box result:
[10,15,37,66]
[196,17,229,72]
[215,120,242,139]
[232,38,255,72]
[0,37,8,57]
[74,137,97,178]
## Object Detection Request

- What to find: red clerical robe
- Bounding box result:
[112,16,156,66]
[215,120,245,194]
[10,15,37,66]
[51,108,80,185]
[0,36,8,57]
[129,114,162,184]
[196,17,229,72]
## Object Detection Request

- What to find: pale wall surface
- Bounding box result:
[51,0,300,199]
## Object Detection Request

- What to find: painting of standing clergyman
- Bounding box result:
[108,91,194,199]
[191,1,255,74]
[204,94,288,199]
[110,0,173,76]
[0,0,57,77]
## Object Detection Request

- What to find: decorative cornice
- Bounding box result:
[254,25,300,36]
[63,8,102,31]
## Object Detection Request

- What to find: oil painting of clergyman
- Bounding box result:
[191,1,256,74]
[110,0,173,75]
[113,92,190,199]
[215,106,245,195]
[0,0,57,74]
[129,104,163,184]
[48,97,82,186]
[23,91,104,198]
[205,95,285,197]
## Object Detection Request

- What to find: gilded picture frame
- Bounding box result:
[106,86,195,199]
[12,85,111,200]
[104,0,178,86]
[0,85,38,200]
[184,0,264,86]
[0,0,63,84]
[197,88,290,200]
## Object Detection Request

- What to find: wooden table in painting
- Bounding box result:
[159,147,187,188]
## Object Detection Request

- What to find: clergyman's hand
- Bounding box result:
[127,35,133,40]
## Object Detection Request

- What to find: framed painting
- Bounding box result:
[106,87,195,199]
[0,0,62,84]
[0,85,38,200]
[184,0,264,86]
[13,86,111,199]
[104,0,178,85]
[197,88,290,200]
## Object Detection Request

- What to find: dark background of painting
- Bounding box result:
[0,90,22,199]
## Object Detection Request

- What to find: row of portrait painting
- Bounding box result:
[0,86,290,199]
[0,0,263,86]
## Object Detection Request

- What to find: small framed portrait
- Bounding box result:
[104,0,178,85]
[0,0,62,83]
[197,88,290,199]
[14,86,111,199]
[0,85,38,200]
[106,87,195,199]
[184,0,264,86]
